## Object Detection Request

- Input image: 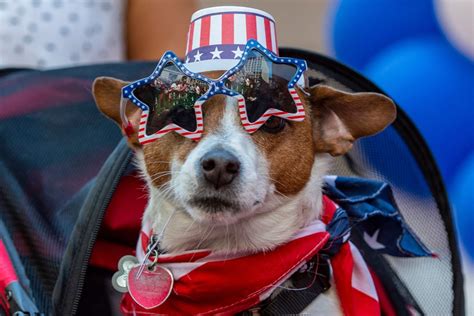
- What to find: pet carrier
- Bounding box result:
[0,49,464,315]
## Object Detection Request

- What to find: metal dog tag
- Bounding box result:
[112,255,139,293]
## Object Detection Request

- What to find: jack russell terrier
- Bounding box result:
[93,6,401,316]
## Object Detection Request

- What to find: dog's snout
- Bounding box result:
[201,149,240,189]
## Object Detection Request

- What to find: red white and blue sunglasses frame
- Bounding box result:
[121,40,308,144]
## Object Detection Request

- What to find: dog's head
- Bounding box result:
[93,75,395,228]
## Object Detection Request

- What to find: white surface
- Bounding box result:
[463,255,474,315]
[435,0,474,60]
[0,0,125,69]
[191,5,275,22]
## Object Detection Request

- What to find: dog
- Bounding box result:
[93,67,396,314]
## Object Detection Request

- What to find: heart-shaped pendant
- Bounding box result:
[128,264,174,309]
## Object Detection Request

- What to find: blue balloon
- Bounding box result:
[329,0,441,70]
[365,37,474,184]
[451,153,474,259]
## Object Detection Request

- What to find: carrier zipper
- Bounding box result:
[71,147,132,315]
[54,141,132,316]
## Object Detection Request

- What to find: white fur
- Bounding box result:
[136,95,341,313]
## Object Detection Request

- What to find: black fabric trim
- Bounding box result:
[237,255,331,316]
[0,68,34,78]
[280,48,464,316]
[260,255,331,315]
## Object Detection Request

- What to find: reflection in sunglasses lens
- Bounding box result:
[133,62,209,134]
[224,50,297,123]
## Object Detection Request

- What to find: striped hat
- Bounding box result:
[184,6,278,73]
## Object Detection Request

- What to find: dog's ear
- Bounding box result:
[93,76,142,150]
[306,85,396,156]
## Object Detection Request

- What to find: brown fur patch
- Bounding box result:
[252,85,396,195]
[251,89,316,196]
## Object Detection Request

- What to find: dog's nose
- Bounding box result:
[201,149,240,189]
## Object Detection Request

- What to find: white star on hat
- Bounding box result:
[210,47,223,59]
[232,46,244,59]
[193,50,203,62]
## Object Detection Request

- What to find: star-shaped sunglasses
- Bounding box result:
[120,40,307,144]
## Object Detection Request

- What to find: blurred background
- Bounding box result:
[1,0,472,311]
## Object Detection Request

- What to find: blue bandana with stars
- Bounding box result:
[323,176,433,258]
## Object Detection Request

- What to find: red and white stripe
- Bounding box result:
[137,89,304,143]
[239,88,305,134]
[185,7,278,55]
[137,101,204,145]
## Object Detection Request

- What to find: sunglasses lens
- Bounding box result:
[224,50,298,123]
[132,62,209,134]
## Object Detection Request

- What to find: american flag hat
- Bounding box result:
[184,6,279,73]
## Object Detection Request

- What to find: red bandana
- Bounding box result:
[121,196,380,315]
